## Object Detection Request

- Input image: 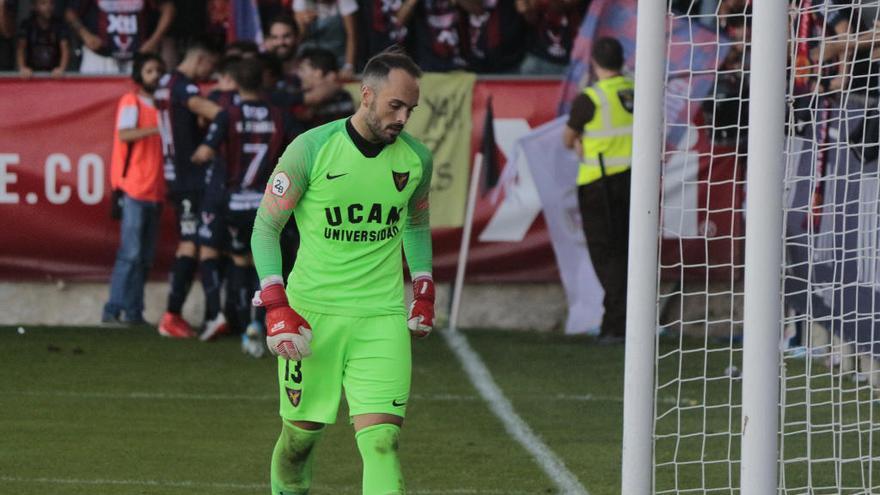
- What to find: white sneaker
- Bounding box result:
[200,313,229,341]
[241,321,267,358]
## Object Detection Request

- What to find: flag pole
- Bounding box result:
[448,153,484,332]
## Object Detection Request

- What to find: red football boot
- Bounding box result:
[158,312,196,339]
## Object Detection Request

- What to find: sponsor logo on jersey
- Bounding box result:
[392,171,410,192]
[272,172,291,197]
[242,104,269,120]
[323,203,404,242]
[324,226,400,242]
[326,172,348,180]
[107,13,138,34]
[285,387,302,407]
[392,398,407,407]
[325,203,401,226]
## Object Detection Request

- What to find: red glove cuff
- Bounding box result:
[259,283,289,311]
[412,277,435,303]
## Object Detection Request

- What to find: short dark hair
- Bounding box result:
[233,57,265,92]
[267,14,299,38]
[132,53,164,85]
[226,40,260,58]
[297,47,338,74]
[591,37,625,71]
[258,52,282,81]
[362,46,422,86]
[217,55,242,76]
[185,35,222,57]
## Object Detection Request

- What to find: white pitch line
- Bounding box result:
[3,389,688,404]
[3,390,275,401]
[0,476,533,494]
[0,475,263,491]
[442,328,590,495]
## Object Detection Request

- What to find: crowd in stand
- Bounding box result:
[697,0,880,148]
[0,0,589,77]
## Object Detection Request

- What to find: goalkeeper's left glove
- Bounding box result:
[408,276,435,338]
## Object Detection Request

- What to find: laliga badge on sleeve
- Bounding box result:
[272,172,291,197]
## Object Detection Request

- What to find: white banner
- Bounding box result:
[521,117,604,334]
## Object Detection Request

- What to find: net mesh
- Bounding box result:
[652,1,880,493]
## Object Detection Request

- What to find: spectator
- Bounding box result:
[264,14,299,75]
[410,0,470,72]
[66,0,176,74]
[258,0,291,34]
[16,0,70,78]
[705,1,749,146]
[293,0,358,79]
[153,37,223,339]
[562,37,633,345]
[517,0,584,75]
[0,0,16,71]
[160,0,208,68]
[205,0,230,49]
[190,56,295,346]
[295,47,355,128]
[102,53,167,326]
[460,0,527,74]
[361,0,418,61]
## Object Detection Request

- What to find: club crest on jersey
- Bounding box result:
[285,387,302,407]
[392,171,409,192]
[272,172,291,197]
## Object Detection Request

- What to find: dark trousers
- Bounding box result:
[577,170,631,337]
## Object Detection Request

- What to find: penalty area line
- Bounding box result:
[441,327,590,495]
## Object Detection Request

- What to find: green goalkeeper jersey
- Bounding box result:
[252,118,433,317]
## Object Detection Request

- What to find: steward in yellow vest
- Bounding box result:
[562,37,633,344]
[577,76,634,185]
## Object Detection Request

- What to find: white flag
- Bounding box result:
[522,117,604,334]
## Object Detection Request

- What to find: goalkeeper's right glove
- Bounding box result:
[253,283,312,360]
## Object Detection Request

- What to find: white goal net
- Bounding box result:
[647,1,880,493]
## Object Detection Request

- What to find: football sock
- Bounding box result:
[271,420,324,495]
[229,264,256,330]
[167,255,197,314]
[199,257,222,320]
[355,423,404,495]
[221,257,238,330]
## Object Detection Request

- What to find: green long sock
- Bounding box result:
[355,423,404,495]
[270,420,324,495]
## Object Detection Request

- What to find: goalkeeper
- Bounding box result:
[251,47,433,495]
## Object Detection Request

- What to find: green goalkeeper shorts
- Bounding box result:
[276,307,412,424]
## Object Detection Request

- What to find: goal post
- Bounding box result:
[621,0,667,494]
[739,0,787,493]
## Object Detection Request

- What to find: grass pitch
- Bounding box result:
[0,326,620,495]
[4,325,876,494]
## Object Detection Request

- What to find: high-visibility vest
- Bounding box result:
[578,75,635,186]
